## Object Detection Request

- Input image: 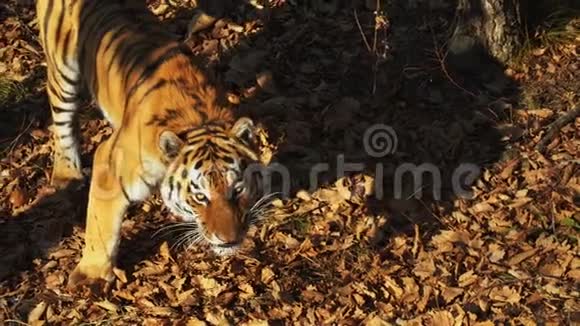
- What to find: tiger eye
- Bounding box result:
[194,193,207,202]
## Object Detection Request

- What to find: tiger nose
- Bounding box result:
[215,234,241,248]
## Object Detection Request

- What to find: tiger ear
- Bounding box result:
[230,117,256,146]
[159,130,183,161]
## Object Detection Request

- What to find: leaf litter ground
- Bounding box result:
[0,0,579,325]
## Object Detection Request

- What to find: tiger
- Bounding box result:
[35,0,266,288]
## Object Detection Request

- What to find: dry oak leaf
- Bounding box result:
[273,232,300,249]
[527,108,554,119]
[335,174,375,204]
[487,243,506,263]
[566,268,580,281]
[158,281,177,303]
[243,320,269,326]
[542,282,567,297]
[352,282,377,299]
[416,285,433,312]
[401,277,420,304]
[507,248,539,266]
[431,230,470,253]
[186,317,208,326]
[441,286,464,304]
[113,267,128,283]
[45,272,65,289]
[94,300,118,313]
[428,310,456,326]
[268,307,290,320]
[383,276,404,300]
[539,263,566,278]
[314,187,350,204]
[390,235,408,258]
[238,283,255,299]
[9,184,27,208]
[302,288,324,303]
[489,286,521,304]
[256,70,278,94]
[48,248,76,260]
[413,253,436,280]
[28,301,47,324]
[261,266,276,284]
[196,276,226,297]
[458,271,478,287]
[469,202,494,214]
[365,315,391,326]
[177,288,198,307]
[158,241,173,262]
[204,309,229,326]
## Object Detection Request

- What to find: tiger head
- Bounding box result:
[158,117,264,255]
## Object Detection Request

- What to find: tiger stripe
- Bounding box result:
[36,0,264,289]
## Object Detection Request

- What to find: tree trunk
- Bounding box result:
[448,0,523,68]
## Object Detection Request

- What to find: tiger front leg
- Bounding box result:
[47,72,84,189]
[68,138,131,290]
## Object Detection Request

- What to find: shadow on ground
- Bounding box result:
[1,0,520,296]
[232,1,518,242]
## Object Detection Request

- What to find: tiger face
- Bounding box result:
[159,117,263,255]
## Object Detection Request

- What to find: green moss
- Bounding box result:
[536,10,580,47]
[0,78,28,108]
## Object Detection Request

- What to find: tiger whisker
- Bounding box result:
[154,227,197,241]
[172,225,206,251]
[247,207,273,225]
[152,222,199,239]
[180,232,204,251]
[251,193,279,211]
[250,202,281,223]
[246,192,279,216]
[249,191,281,212]
[185,233,204,250]
[172,231,196,251]
[154,224,197,236]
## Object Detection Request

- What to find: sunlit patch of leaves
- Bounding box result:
[0,0,579,324]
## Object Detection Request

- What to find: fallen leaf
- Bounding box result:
[429,310,455,326]
[442,286,463,304]
[28,301,47,323]
[507,248,539,266]
[9,185,27,207]
[489,286,521,304]
[95,300,118,313]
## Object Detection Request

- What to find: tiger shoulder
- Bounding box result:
[35,0,264,288]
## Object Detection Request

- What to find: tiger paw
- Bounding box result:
[67,262,114,295]
[51,166,84,190]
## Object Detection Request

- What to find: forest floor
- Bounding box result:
[0,0,579,325]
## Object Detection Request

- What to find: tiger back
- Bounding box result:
[35,0,264,288]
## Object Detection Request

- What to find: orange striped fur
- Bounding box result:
[36,0,263,288]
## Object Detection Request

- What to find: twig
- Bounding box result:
[3,320,30,326]
[353,9,372,53]
[427,19,477,99]
[535,106,580,153]
[372,0,380,53]
[297,202,329,218]
[1,117,34,158]
[371,0,380,95]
